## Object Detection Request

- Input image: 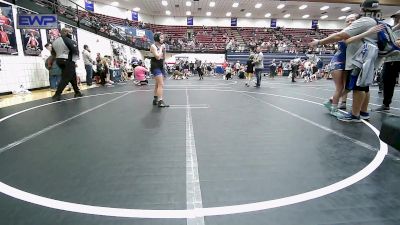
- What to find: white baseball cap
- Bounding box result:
[391,10,400,18]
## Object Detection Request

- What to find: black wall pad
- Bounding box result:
[380,116,400,151]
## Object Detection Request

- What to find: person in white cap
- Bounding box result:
[373,9,400,111]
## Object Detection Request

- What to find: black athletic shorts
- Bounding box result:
[345,69,370,92]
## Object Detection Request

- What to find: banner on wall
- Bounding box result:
[131,11,138,21]
[110,40,141,66]
[312,20,319,29]
[46,22,61,44]
[84,0,94,12]
[270,19,277,28]
[136,29,145,37]
[17,8,43,56]
[0,2,18,55]
[187,17,193,26]
[20,29,43,56]
[111,40,126,64]
[17,14,58,29]
[231,18,237,27]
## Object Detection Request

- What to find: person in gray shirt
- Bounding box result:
[52,28,82,101]
[310,0,382,122]
[82,44,94,86]
[374,10,400,111]
[253,45,264,87]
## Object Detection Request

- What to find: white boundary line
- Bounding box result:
[185,88,205,225]
[241,93,393,158]
[265,80,392,91]
[150,80,237,87]
[163,86,232,89]
[170,106,210,109]
[261,86,400,117]
[266,80,400,92]
[0,90,137,124]
[266,83,400,104]
[0,88,388,219]
[263,81,332,87]
[0,93,131,154]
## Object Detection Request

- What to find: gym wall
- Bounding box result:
[0,0,142,94]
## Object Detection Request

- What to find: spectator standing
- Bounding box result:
[374,10,400,111]
[82,44,94,86]
[253,45,264,87]
[52,28,82,100]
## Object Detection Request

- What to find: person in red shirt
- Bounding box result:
[0,25,9,45]
[0,8,11,26]
[27,32,39,49]
[222,60,228,69]
[134,61,149,85]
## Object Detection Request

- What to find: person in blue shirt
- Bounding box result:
[321,14,357,116]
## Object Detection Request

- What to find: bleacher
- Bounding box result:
[279,28,321,50]
[151,24,187,40]
[239,28,277,41]
[149,25,232,52]
[320,29,342,37]
[22,0,340,54]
